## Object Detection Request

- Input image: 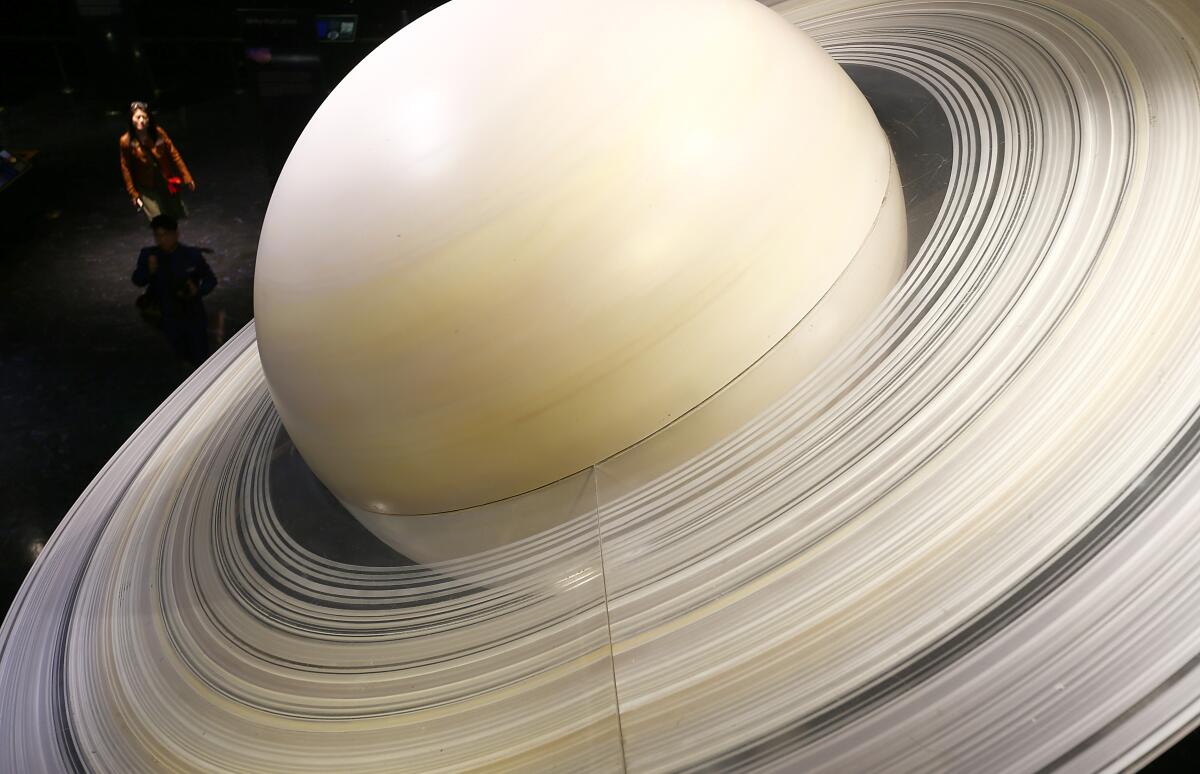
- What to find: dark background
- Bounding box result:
[0,1,1193,768]
[1,0,448,618]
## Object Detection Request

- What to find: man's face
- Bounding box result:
[154,227,179,252]
[132,109,149,131]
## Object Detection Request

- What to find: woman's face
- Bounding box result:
[132,109,148,131]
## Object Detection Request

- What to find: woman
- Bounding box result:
[119,101,196,221]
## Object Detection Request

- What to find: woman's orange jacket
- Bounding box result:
[119,126,194,201]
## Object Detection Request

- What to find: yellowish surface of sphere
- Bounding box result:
[255,0,904,515]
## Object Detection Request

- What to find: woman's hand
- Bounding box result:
[186,180,196,192]
[134,196,143,210]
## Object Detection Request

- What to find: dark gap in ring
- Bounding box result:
[843,63,955,262]
[268,426,414,567]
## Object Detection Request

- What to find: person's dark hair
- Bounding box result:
[151,214,178,232]
[127,101,159,145]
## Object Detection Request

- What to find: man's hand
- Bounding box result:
[134,196,143,210]
[186,279,199,296]
[148,254,158,274]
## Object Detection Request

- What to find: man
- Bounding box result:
[132,215,217,369]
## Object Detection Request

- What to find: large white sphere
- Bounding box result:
[255,0,905,516]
